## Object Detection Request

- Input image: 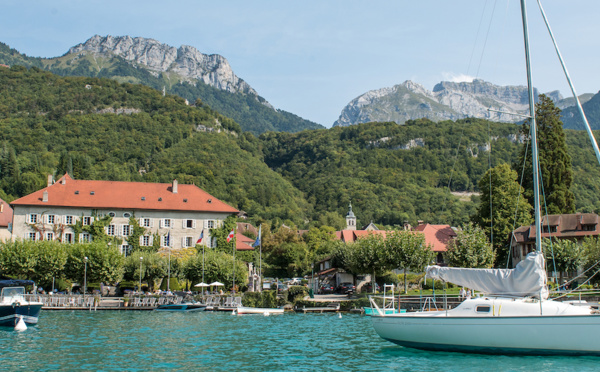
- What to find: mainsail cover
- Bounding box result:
[426,251,548,299]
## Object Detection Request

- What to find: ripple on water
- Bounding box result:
[0,311,599,371]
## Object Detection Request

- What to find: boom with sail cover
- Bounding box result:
[426,252,548,299]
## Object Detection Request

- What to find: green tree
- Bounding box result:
[386,231,435,293]
[514,94,575,215]
[123,251,167,291]
[544,238,584,283]
[64,242,125,285]
[184,249,247,291]
[473,163,533,267]
[445,222,494,268]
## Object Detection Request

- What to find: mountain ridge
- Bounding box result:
[334,79,595,129]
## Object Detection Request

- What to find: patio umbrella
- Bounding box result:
[194,282,210,288]
[209,282,224,286]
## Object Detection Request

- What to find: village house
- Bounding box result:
[312,203,456,291]
[511,212,600,266]
[10,174,239,255]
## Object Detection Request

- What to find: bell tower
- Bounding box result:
[345,201,356,231]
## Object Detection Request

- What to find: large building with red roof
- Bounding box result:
[0,198,13,242]
[10,174,239,255]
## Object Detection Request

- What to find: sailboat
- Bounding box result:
[371,0,600,355]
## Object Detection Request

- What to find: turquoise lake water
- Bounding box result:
[0,311,598,371]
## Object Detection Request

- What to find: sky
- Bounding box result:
[2,1,599,127]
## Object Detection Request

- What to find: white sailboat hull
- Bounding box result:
[372,298,600,355]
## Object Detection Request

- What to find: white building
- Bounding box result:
[10,174,238,255]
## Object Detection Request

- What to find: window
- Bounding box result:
[122,225,130,236]
[123,212,132,218]
[161,219,172,228]
[45,232,54,241]
[83,216,92,226]
[141,218,151,228]
[47,215,55,224]
[161,235,171,247]
[120,245,132,257]
[64,233,74,243]
[106,225,115,236]
[207,220,215,229]
[210,237,217,248]
[80,233,91,243]
[108,212,116,218]
[27,214,39,224]
[64,215,74,225]
[476,305,491,313]
[28,232,37,241]
[183,236,194,248]
[184,219,195,229]
[142,235,151,246]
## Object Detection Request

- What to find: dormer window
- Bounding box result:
[75,191,80,195]
[141,197,146,201]
[90,191,95,195]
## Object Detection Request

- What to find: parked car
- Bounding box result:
[288,277,303,285]
[336,282,356,294]
[318,284,334,294]
[362,282,380,293]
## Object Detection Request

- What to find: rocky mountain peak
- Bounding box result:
[68,35,260,97]
[333,79,562,127]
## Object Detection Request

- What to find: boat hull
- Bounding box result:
[155,303,207,312]
[372,313,600,355]
[0,303,42,326]
[236,306,284,315]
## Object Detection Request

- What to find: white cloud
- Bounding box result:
[441,72,475,83]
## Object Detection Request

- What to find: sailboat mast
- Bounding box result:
[520,0,542,253]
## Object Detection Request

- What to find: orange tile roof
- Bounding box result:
[11,174,239,214]
[235,233,255,250]
[0,198,13,228]
[415,224,456,252]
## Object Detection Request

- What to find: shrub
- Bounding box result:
[287,285,308,302]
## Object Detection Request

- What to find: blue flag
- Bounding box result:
[253,226,261,247]
[166,232,170,247]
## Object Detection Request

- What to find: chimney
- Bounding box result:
[0,203,3,213]
[47,174,53,187]
[61,177,66,185]
[42,191,48,203]
[172,180,178,194]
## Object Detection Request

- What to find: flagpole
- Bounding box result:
[232,226,236,294]
[167,234,171,292]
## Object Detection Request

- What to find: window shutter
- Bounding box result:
[182,237,186,248]
[193,220,197,229]
[159,219,163,228]
[182,220,186,229]
[150,219,154,228]
[204,220,208,228]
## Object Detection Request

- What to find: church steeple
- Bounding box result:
[345,201,356,231]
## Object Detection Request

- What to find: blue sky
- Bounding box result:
[2,1,599,127]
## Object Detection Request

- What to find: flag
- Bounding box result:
[226,229,235,243]
[166,232,170,247]
[196,230,204,244]
[253,226,261,247]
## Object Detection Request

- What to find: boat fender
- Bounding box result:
[263,311,270,316]
[15,316,27,331]
[12,302,20,308]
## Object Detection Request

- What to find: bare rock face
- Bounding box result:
[69,35,258,96]
[333,79,552,127]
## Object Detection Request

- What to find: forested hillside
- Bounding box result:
[261,119,522,227]
[0,65,309,221]
[1,65,600,229]
[0,42,324,135]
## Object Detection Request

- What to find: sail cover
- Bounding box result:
[426,252,548,299]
